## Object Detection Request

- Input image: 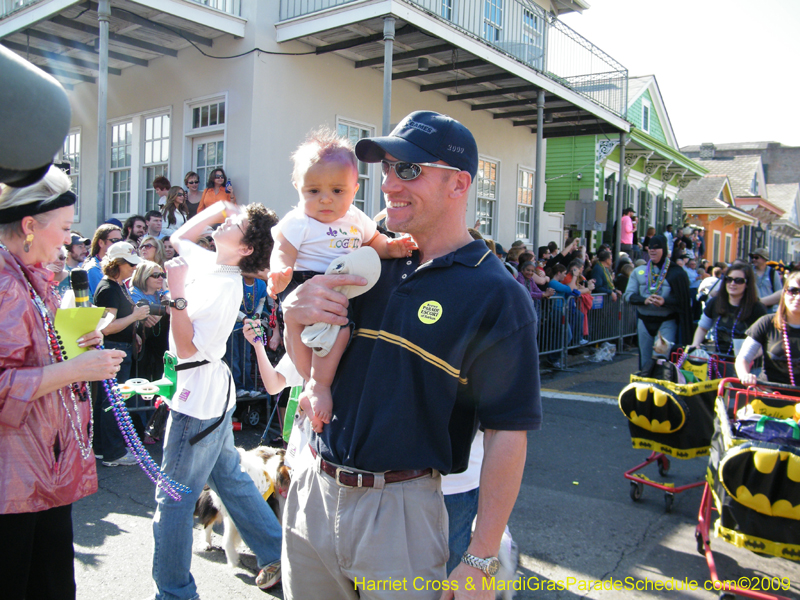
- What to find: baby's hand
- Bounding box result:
[267,267,293,299]
[386,235,418,258]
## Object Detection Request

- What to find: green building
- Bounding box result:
[544,75,707,249]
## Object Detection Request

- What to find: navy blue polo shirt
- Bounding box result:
[314,240,542,475]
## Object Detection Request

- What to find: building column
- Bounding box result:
[532,89,544,254]
[615,133,625,259]
[96,0,110,224]
[381,17,394,137]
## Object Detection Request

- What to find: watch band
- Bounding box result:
[461,552,500,577]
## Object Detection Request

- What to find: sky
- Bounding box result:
[559,0,800,148]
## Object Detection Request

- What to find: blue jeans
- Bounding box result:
[637,318,678,370]
[152,408,282,600]
[93,340,132,462]
[443,488,479,574]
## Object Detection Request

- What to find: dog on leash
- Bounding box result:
[193,446,290,567]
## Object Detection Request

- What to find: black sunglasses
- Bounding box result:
[187,180,199,184]
[214,174,226,179]
[787,287,800,297]
[380,160,460,181]
[149,272,166,279]
[725,276,747,285]
[139,243,155,250]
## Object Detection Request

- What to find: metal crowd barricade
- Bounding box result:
[537,295,567,360]
[535,292,639,369]
[585,293,622,346]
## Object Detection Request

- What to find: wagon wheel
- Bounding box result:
[719,593,735,600]
[630,481,644,501]
[657,455,670,477]
[246,407,262,427]
[695,531,706,556]
[664,492,674,513]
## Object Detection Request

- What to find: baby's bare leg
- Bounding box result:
[303,328,350,433]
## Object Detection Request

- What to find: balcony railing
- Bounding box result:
[1,0,241,20]
[279,0,628,118]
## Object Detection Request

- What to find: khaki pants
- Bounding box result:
[282,456,449,600]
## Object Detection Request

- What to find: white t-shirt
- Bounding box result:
[273,205,378,273]
[168,241,242,420]
[161,211,187,237]
[275,353,304,388]
[441,430,485,495]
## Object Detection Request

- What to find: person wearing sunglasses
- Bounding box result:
[279,111,541,599]
[138,235,166,268]
[82,222,123,295]
[150,200,283,595]
[737,270,800,386]
[749,247,783,313]
[688,260,766,361]
[160,185,189,237]
[197,168,236,212]
[130,260,170,439]
[183,171,202,218]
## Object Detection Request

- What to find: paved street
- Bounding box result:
[74,354,800,599]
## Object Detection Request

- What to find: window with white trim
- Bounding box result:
[143,113,170,212]
[192,99,225,130]
[186,95,227,192]
[442,0,453,20]
[516,167,534,242]
[62,129,81,221]
[483,0,503,42]
[522,8,543,67]
[476,157,498,238]
[642,98,651,134]
[713,231,721,263]
[110,121,133,214]
[337,119,374,215]
[725,233,732,262]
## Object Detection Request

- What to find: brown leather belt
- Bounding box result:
[309,446,432,488]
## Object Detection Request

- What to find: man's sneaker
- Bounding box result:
[94,453,103,460]
[236,389,249,399]
[249,389,262,398]
[256,560,281,590]
[102,450,138,467]
[579,338,589,345]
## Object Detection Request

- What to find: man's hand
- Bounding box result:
[441,563,492,599]
[282,274,367,329]
[164,257,189,294]
[267,267,293,299]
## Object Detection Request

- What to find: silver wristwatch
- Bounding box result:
[461,552,500,577]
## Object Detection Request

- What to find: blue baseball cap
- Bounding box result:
[355,111,478,179]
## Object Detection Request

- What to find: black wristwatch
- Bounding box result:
[171,298,188,311]
[461,552,500,577]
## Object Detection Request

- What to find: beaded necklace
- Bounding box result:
[714,306,743,357]
[602,265,615,291]
[782,324,796,387]
[0,241,93,459]
[99,373,190,500]
[242,282,255,314]
[646,257,670,295]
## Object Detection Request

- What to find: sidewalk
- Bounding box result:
[540,346,639,401]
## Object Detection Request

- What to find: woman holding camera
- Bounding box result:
[0,167,125,599]
[93,242,150,466]
[130,261,170,380]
